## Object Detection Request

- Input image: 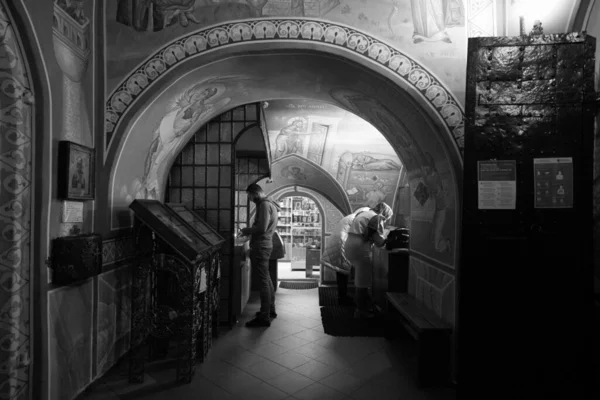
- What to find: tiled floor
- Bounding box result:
[80,287,456,400]
[278,262,320,280]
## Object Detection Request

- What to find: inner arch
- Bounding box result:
[106,50,463,242]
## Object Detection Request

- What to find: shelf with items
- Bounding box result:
[277,196,323,264]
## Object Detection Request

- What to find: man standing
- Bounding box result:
[240,183,280,327]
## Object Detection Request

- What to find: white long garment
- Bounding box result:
[321,207,370,275]
[347,210,377,236]
[345,209,378,288]
[344,233,373,288]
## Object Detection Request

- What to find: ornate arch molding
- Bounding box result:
[266,154,352,215]
[104,18,465,155]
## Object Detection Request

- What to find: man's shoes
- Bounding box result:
[256,311,278,319]
[245,316,271,328]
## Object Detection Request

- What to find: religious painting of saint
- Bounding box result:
[364,181,387,208]
[137,77,234,199]
[116,0,199,31]
[273,117,307,160]
[71,156,87,190]
[409,0,465,44]
[281,165,309,181]
[420,152,452,253]
[336,151,402,211]
[58,141,95,201]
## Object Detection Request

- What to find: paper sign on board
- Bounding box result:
[61,201,84,223]
[533,157,573,208]
[477,160,517,210]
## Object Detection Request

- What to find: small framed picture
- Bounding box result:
[58,141,95,200]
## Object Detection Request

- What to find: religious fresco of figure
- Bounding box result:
[409,151,455,266]
[264,98,404,211]
[135,79,231,200]
[281,164,310,180]
[273,116,308,160]
[399,0,465,43]
[113,75,254,225]
[335,151,402,210]
[104,1,468,99]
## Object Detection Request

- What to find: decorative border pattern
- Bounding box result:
[101,236,135,267]
[0,3,33,399]
[104,18,465,156]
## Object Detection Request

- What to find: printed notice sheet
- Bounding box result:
[477,160,517,210]
[61,201,84,223]
[533,157,573,208]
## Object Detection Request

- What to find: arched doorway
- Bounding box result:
[105,50,462,272]
[275,193,325,281]
[103,23,463,381]
[102,24,464,239]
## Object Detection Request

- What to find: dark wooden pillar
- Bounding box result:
[459,33,596,398]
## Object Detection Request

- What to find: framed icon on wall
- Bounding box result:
[58,141,95,200]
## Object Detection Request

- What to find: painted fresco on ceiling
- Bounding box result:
[113,74,254,228]
[336,152,402,210]
[264,99,402,212]
[141,79,232,199]
[105,0,468,99]
[261,154,352,215]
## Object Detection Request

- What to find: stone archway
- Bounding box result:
[102,23,464,356]
[104,50,463,243]
[103,19,465,156]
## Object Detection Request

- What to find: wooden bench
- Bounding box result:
[384,292,452,387]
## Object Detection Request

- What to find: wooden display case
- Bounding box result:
[128,200,224,384]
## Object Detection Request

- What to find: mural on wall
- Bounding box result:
[53,0,94,236]
[265,99,403,211]
[329,88,424,171]
[0,4,33,400]
[410,151,455,266]
[466,0,496,37]
[402,0,465,43]
[116,0,200,31]
[281,164,310,180]
[105,0,468,102]
[328,88,456,266]
[53,0,92,145]
[273,117,307,160]
[112,73,258,229]
[139,79,232,200]
[336,152,402,210]
[96,266,132,376]
[48,281,94,400]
